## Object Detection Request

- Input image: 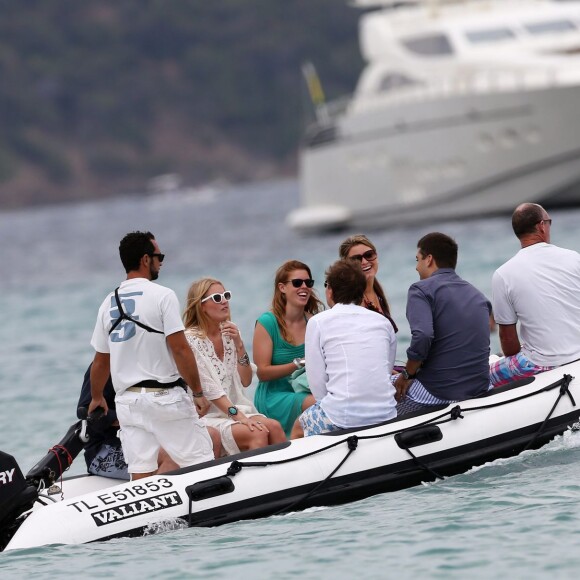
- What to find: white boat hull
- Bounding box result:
[3,362,580,551]
[290,84,580,232]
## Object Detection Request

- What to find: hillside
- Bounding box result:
[0,1,363,207]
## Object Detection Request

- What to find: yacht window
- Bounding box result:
[525,20,577,35]
[466,28,516,44]
[379,74,420,92]
[401,34,453,56]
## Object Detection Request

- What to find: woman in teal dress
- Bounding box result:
[253,260,324,438]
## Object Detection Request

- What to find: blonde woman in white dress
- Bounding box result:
[183,278,286,456]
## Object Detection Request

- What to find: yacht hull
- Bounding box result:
[290,84,580,232]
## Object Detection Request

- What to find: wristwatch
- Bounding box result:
[401,369,417,381]
[227,406,238,417]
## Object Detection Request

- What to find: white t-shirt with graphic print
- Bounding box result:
[91,277,185,394]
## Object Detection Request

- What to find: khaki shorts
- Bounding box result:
[116,387,213,473]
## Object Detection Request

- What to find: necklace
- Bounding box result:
[363,294,375,307]
[364,294,383,314]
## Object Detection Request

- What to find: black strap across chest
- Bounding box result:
[108,287,164,336]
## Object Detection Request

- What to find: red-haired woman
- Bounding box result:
[253,260,324,438]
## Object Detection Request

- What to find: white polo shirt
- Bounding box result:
[492,243,580,366]
[91,278,185,394]
[305,303,397,429]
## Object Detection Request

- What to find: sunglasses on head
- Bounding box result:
[201,290,232,304]
[148,253,165,263]
[287,278,315,288]
[348,249,377,263]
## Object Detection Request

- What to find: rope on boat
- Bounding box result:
[399,446,444,482]
[47,444,74,500]
[218,374,576,517]
[270,435,359,516]
[522,374,575,452]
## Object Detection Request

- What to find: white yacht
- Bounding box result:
[288,0,580,232]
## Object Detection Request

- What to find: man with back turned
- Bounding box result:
[490,203,580,386]
[89,231,214,480]
[394,232,492,414]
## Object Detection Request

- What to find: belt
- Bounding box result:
[126,386,171,393]
[126,378,187,393]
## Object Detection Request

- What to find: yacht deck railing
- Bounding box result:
[316,64,579,125]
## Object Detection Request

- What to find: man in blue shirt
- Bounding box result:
[394,232,491,415]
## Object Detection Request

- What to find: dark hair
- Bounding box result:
[325,260,366,305]
[119,231,155,273]
[511,203,544,238]
[417,232,458,269]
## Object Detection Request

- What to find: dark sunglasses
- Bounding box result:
[148,253,165,263]
[287,278,315,288]
[201,290,232,304]
[348,249,377,262]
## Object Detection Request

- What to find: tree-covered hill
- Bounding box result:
[0,0,363,207]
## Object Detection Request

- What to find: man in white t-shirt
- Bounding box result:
[89,231,214,479]
[491,203,580,387]
[296,259,397,437]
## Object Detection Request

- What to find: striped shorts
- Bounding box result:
[490,351,553,388]
[391,374,453,416]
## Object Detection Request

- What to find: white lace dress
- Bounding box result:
[185,328,262,455]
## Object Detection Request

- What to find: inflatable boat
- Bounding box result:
[1,362,579,552]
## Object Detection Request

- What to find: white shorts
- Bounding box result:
[205,413,265,456]
[116,387,213,474]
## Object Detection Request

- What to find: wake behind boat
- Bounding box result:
[288,0,580,233]
[1,361,579,551]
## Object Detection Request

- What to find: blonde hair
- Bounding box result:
[271,260,324,344]
[183,277,226,336]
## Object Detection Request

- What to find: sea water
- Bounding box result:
[1,180,580,579]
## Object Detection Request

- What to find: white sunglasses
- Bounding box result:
[201,290,232,304]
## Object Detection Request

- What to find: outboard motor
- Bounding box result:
[26,420,87,489]
[0,451,38,550]
[0,417,90,551]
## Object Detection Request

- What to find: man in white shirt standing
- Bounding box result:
[89,231,214,480]
[491,203,580,387]
[296,259,397,437]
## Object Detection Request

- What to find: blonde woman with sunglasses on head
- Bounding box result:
[339,234,398,333]
[184,278,286,456]
[253,260,324,438]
